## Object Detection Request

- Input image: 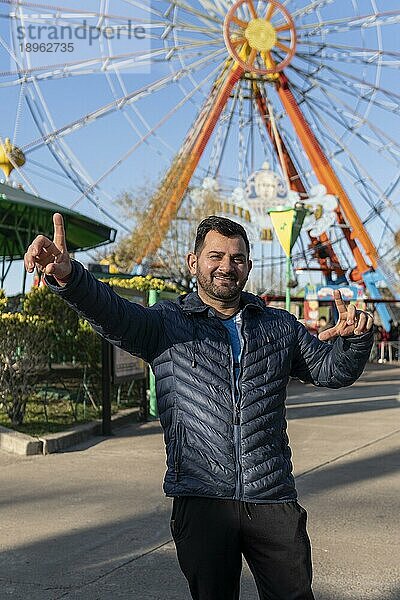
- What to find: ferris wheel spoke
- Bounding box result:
[29,118,136,231]
[21,48,226,154]
[298,94,400,221]
[332,160,399,236]
[4,0,224,47]
[1,39,223,87]
[294,10,400,35]
[175,0,227,20]
[210,85,241,177]
[2,0,152,22]
[28,88,105,201]
[163,18,223,35]
[0,30,26,76]
[295,40,399,61]
[100,59,176,159]
[291,53,400,112]
[302,88,400,167]
[305,78,399,145]
[290,70,400,151]
[294,49,398,69]
[121,0,172,19]
[167,0,224,25]
[289,1,376,21]
[287,67,400,166]
[294,43,400,68]
[279,83,397,228]
[245,0,257,20]
[69,56,227,208]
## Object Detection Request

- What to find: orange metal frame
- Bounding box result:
[253,85,346,281]
[276,72,378,275]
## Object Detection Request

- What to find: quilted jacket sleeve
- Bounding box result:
[45,260,163,363]
[290,317,373,388]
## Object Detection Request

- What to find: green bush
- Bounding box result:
[22,285,101,366]
[0,289,8,313]
[0,313,54,425]
[74,319,101,369]
[104,275,180,292]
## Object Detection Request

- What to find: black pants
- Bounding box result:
[170,496,314,600]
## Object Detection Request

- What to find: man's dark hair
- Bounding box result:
[194,216,250,256]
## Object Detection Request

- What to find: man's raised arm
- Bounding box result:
[24,213,163,363]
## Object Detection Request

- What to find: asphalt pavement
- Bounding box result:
[0,364,399,600]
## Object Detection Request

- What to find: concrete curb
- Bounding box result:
[0,406,141,456]
[0,425,43,455]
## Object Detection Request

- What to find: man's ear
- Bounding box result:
[187,252,197,276]
[248,258,253,275]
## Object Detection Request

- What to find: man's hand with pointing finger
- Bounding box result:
[318,289,373,341]
[24,213,72,286]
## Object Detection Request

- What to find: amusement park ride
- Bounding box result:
[1,0,399,327]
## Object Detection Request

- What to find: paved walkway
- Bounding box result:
[0,365,399,599]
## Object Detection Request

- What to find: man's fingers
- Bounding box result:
[24,236,61,272]
[354,311,375,335]
[44,262,64,277]
[353,311,366,334]
[346,303,356,326]
[333,289,347,316]
[319,305,374,341]
[53,213,67,251]
[318,326,338,341]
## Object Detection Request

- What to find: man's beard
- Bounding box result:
[196,270,245,300]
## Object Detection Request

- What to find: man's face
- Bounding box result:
[187,230,252,303]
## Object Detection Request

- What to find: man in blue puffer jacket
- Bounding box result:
[25,213,373,600]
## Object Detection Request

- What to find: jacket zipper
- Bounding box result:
[213,320,242,499]
[228,339,241,500]
[235,318,245,500]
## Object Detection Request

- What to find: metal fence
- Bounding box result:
[370,341,400,364]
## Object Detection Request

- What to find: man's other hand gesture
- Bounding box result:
[24,213,72,285]
[318,289,373,341]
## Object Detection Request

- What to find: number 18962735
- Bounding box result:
[20,42,74,53]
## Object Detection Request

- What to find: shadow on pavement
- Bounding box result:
[297,445,399,490]
[287,397,399,420]
[63,420,163,453]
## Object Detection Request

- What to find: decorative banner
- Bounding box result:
[269,208,294,256]
[269,206,307,257]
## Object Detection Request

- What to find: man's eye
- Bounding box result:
[234,257,245,263]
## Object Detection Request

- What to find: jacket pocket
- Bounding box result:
[174,421,185,481]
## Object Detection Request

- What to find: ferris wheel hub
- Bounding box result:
[223,0,296,75]
[245,19,277,52]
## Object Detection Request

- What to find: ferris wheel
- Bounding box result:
[1,0,400,325]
